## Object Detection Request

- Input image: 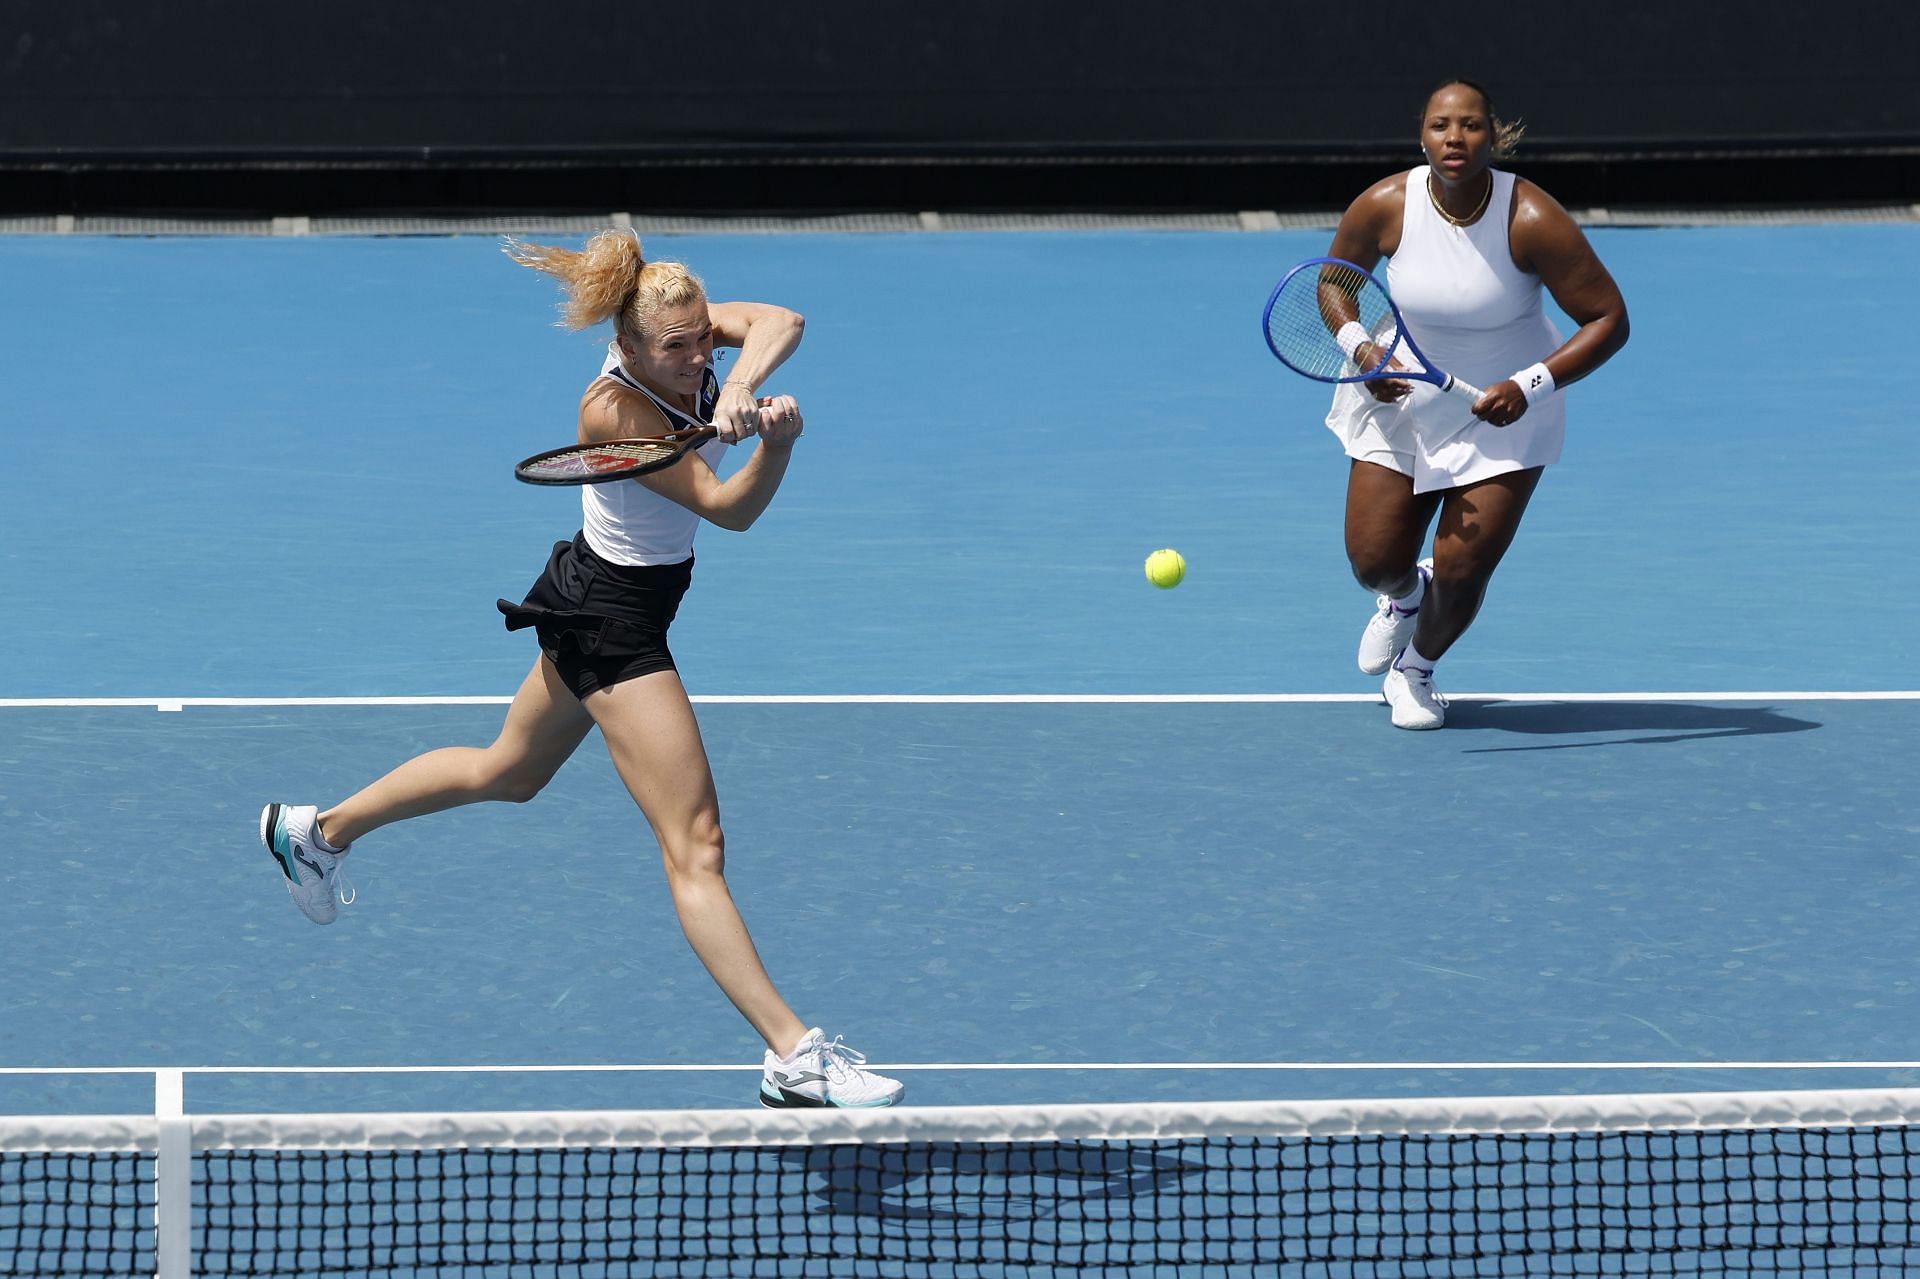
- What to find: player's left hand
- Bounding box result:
[755,394,804,446]
[1471,382,1530,428]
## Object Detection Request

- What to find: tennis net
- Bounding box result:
[4,1084,1919,1276]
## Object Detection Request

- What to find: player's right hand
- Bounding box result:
[715,380,762,443]
[1357,342,1414,402]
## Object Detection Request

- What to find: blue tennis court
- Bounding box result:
[2,221,1917,1128]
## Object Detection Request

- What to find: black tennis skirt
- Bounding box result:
[497,532,693,699]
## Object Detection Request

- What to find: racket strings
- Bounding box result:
[1265,264,1400,379]
[523,440,680,480]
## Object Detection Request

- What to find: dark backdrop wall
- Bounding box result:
[3,0,1915,213]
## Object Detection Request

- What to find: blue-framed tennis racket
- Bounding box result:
[1261,256,1483,403]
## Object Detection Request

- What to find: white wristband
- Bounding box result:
[1512,362,1555,406]
[1336,322,1372,362]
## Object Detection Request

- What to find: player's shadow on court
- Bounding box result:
[1442,701,1821,752]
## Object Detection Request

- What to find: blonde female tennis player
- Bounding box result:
[1324,78,1629,728]
[260,229,902,1109]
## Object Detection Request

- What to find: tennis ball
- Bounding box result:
[1144,548,1186,589]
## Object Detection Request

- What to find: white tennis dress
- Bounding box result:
[1325,166,1564,494]
[582,345,732,566]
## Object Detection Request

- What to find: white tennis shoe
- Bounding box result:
[1357,559,1432,675]
[1383,655,1448,730]
[259,803,355,925]
[759,1029,905,1109]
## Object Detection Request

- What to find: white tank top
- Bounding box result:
[580,344,732,566]
[1387,165,1559,388]
[1325,166,1565,491]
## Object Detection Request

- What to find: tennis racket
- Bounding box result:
[1261,256,1483,403]
[513,427,719,486]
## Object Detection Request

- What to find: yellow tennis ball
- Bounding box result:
[1144,548,1186,589]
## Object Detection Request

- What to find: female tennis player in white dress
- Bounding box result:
[258,229,903,1109]
[1323,78,1629,728]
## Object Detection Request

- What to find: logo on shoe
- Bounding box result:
[772,1070,829,1088]
[292,847,326,880]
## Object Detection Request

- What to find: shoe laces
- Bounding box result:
[1394,663,1447,707]
[814,1034,870,1082]
[1373,591,1422,625]
[326,857,357,907]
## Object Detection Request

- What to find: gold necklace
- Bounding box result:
[1427,171,1491,227]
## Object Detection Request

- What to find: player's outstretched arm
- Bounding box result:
[639,395,803,533]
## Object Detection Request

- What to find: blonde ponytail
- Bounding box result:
[505,228,706,338]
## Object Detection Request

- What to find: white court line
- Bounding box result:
[0,692,1915,710]
[7,1061,1920,1076]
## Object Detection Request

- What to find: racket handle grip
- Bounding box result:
[1440,375,1484,403]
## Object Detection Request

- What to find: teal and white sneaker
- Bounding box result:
[259,803,354,925]
[759,1029,904,1109]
